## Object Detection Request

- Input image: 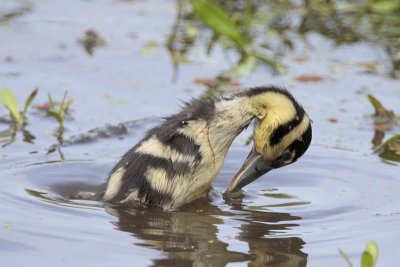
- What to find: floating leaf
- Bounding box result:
[0,88,22,127]
[296,74,325,82]
[293,56,309,62]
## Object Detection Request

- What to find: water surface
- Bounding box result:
[1,0,399,266]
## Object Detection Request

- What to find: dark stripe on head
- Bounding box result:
[237,86,306,146]
[269,110,305,146]
[288,123,312,162]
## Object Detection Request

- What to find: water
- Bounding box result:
[1,140,399,266]
[1,0,400,266]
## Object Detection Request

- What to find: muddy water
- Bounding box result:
[1,0,400,266]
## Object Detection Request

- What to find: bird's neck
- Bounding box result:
[205,97,255,160]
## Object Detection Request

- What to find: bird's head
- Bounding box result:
[227,88,312,192]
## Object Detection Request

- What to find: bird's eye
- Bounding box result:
[281,150,292,161]
[181,120,189,127]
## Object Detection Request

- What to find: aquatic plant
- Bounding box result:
[374,134,400,162]
[0,88,38,129]
[44,91,73,144]
[340,240,379,267]
[46,91,72,130]
[368,94,396,127]
[0,88,38,145]
[190,0,284,71]
[169,0,400,84]
[367,94,400,162]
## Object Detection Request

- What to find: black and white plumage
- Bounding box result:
[99,86,312,210]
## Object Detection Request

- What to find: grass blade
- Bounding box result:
[47,111,63,126]
[189,0,246,49]
[339,248,354,267]
[367,94,385,112]
[23,88,38,116]
[0,88,22,127]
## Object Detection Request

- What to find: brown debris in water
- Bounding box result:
[295,74,324,82]
[293,56,308,62]
[78,29,106,56]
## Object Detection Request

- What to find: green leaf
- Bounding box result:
[47,111,63,126]
[361,251,374,267]
[189,0,247,49]
[368,94,396,125]
[23,88,38,116]
[0,88,22,127]
[367,94,384,111]
[374,134,400,152]
[59,91,69,114]
[365,241,379,265]
[48,93,55,110]
[370,1,400,13]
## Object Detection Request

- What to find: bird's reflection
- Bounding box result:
[104,194,307,267]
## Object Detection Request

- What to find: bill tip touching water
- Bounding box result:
[98,86,312,210]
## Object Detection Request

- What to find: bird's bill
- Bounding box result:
[226,147,273,193]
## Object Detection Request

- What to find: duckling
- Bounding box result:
[99,86,312,210]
